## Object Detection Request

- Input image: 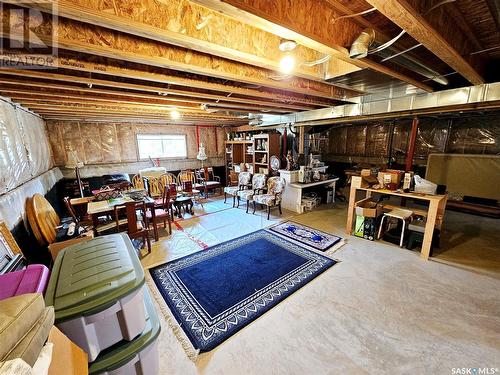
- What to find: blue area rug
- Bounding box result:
[149,230,336,352]
[269,221,342,251]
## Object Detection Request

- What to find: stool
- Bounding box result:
[406,219,440,255]
[377,208,413,247]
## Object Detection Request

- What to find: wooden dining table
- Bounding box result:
[86,196,159,241]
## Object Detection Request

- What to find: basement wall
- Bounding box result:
[0,96,61,261]
[324,112,500,167]
[46,120,227,178]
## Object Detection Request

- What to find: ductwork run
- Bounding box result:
[349,28,376,59]
[252,82,500,127]
[349,28,449,85]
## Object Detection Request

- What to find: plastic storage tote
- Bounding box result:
[89,288,161,375]
[0,264,50,301]
[45,234,146,362]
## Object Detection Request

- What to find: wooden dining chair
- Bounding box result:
[131,174,145,189]
[146,186,172,235]
[114,201,151,255]
[177,170,203,207]
[63,197,93,228]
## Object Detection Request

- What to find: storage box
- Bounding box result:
[351,176,368,188]
[88,289,160,375]
[48,231,94,261]
[45,234,146,362]
[48,327,88,375]
[355,198,383,218]
[0,264,50,301]
[377,170,404,186]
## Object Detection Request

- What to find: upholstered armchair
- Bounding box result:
[252,176,286,220]
[224,171,252,207]
[237,173,267,213]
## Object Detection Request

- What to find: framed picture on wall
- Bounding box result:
[0,221,22,258]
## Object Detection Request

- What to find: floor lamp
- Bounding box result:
[197,144,208,197]
[66,150,84,197]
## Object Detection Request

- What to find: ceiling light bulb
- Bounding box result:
[279,39,297,52]
[170,110,180,120]
[279,54,295,74]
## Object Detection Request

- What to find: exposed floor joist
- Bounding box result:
[0,76,318,112]
[365,0,485,85]
[4,0,361,84]
[0,5,357,102]
[191,0,434,92]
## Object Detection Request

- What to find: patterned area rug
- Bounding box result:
[268,221,342,252]
[149,230,336,353]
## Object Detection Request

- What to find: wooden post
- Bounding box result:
[282,126,287,159]
[406,117,419,171]
[298,126,305,154]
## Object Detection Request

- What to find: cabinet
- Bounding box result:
[225,140,253,183]
[252,133,281,175]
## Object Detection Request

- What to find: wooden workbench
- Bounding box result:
[346,185,447,260]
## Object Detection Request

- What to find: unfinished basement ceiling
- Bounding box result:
[0,0,499,123]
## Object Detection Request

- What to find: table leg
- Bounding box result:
[189,200,194,214]
[91,214,99,236]
[421,200,439,260]
[150,205,159,242]
[345,185,357,235]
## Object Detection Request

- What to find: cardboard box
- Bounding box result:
[351,176,368,188]
[377,170,404,186]
[48,327,88,375]
[360,169,372,177]
[355,198,383,218]
[48,231,94,261]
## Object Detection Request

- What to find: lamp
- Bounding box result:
[197,143,207,168]
[66,150,84,197]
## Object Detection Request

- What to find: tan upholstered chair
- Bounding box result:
[224,171,252,207]
[252,176,286,220]
[237,173,267,213]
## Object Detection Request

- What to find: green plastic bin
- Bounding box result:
[45,234,146,361]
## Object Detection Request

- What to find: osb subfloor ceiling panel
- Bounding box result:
[0,0,498,124]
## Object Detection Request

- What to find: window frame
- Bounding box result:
[135,133,188,160]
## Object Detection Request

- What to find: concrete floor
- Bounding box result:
[142,197,500,375]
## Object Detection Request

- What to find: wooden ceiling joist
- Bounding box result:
[0,76,315,112]
[365,0,485,85]
[53,56,336,108]
[0,5,356,101]
[6,93,291,114]
[4,0,361,84]
[191,0,434,92]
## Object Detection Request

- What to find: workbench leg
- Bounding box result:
[345,185,357,235]
[421,200,438,260]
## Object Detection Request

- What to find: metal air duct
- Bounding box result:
[349,28,448,85]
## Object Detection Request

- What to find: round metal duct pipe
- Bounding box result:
[349,28,376,59]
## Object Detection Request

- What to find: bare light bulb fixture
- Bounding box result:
[170,110,180,120]
[278,39,297,74]
[279,54,295,74]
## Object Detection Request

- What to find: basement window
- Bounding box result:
[136,134,187,159]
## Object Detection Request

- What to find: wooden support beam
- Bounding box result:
[365,0,485,85]
[0,5,355,101]
[191,0,434,92]
[4,0,361,84]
